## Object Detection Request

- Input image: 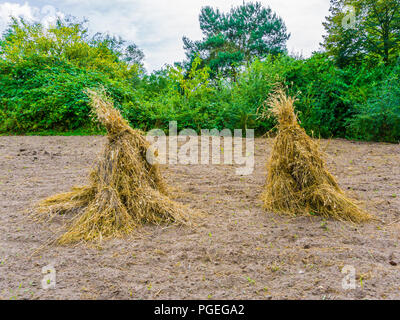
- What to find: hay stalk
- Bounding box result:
[261,90,371,223]
[37,89,193,244]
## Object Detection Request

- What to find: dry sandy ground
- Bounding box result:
[0,136,399,300]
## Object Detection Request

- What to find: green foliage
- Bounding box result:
[0,17,142,133]
[0,7,399,143]
[322,0,400,66]
[280,53,383,138]
[123,53,390,139]
[348,60,400,142]
[123,56,235,132]
[0,56,133,132]
[230,56,285,132]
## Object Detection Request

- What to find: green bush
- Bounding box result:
[0,56,134,132]
[0,18,140,133]
[347,61,400,143]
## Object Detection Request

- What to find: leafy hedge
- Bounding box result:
[123,54,398,142]
[0,19,399,143]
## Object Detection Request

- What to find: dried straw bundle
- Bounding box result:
[261,90,371,223]
[37,90,192,244]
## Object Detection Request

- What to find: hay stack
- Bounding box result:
[37,90,192,244]
[261,90,371,223]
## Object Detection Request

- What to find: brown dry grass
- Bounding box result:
[36,89,193,244]
[261,90,372,223]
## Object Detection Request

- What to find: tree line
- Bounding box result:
[0,1,399,142]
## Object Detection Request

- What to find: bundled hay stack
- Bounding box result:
[37,90,192,244]
[261,90,371,223]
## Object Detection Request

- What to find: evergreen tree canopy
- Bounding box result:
[183,1,290,78]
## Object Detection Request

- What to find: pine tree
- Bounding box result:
[183,1,290,78]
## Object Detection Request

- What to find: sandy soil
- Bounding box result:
[0,136,399,300]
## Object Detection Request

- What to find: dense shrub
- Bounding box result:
[0,18,141,133]
[347,61,400,143]
[280,53,386,138]
[0,56,134,132]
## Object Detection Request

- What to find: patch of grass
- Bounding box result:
[320,219,329,231]
[1,127,106,136]
[269,263,280,273]
[359,275,365,289]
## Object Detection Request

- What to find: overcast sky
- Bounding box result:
[0,0,331,71]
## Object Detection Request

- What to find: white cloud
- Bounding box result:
[0,2,65,32]
[0,2,36,31]
[266,0,331,56]
[0,1,331,71]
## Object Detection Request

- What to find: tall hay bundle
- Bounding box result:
[261,90,371,223]
[37,90,192,244]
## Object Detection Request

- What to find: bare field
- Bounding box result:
[0,136,399,300]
